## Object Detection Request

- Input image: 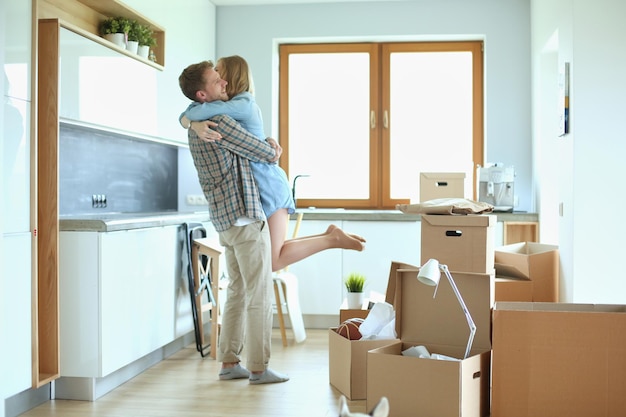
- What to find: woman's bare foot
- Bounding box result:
[327,225,365,251]
[326,224,367,243]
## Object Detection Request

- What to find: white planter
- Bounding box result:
[137,45,150,59]
[126,40,139,54]
[346,292,364,309]
[104,33,126,48]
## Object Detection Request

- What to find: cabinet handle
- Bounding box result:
[383,110,389,129]
[370,110,376,129]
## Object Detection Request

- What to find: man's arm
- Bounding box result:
[210,114,277,163]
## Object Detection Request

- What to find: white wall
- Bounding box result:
[213,0,534,212]
[532,0,626,303]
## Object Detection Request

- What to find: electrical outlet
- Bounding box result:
[186,194,207,206]
[92,194,107,208]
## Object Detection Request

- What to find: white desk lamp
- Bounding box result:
[417,258,476,359]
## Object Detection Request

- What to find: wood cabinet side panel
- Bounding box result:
[35,18,60,387]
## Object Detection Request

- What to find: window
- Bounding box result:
[279,41,483,209]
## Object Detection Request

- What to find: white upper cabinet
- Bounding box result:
[2,97,30,233]
[2,0,31,102]
[59,28,161,139]
[2,0,31,234]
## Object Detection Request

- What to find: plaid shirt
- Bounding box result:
[188,114,276,232]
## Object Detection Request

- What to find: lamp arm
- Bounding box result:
[441,265,477,359]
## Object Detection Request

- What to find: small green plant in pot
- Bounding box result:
[344,272,366,309]
[135,23,157,59]
[100,17,131,48]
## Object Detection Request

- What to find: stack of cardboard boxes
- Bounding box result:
[364,214,496,416]
[329,213,496,415]
[329,203,626,416]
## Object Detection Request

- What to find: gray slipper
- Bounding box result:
[249,368,289,385]
[219,364,250,380]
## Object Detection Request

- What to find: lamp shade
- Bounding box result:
[417,258,441,287]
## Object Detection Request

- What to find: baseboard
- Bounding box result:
[4,384,50,417]
[55,332,197,401]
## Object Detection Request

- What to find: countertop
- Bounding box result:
[59,209,538,232]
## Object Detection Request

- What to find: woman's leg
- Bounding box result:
[267,209,366,272]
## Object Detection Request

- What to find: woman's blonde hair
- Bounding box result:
[217,55,255,98]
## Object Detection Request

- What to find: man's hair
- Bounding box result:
[178,60,214,101]
[218,55,255,98]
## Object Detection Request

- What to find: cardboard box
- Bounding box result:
[494,242,559,302]
[421,214,496,274]
[420,172,466,202]
[495,277,533,302]
[367,265,494,417]
[328,329,397,400]
[329,262,407,400]
[492,302,626,417]
[339,309,370,324]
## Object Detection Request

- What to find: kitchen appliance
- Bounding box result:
[478,163,515,212]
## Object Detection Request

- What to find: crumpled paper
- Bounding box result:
[359,301,396,340]
[396,198,494,215]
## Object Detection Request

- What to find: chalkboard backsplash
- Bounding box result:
[59,123,178,215]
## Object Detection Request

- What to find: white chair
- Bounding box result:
[273,212,306,346]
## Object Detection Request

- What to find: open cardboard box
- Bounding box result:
[329,262,409,400]
[494,242,559,301]
[492,302,626,417]
[421,214,496,274]
[366,265,494,417]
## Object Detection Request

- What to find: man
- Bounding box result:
[179,61,289,385]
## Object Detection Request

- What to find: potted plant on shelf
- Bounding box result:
[126,19,141,54]
[136,23,157,60]
[344,272,366,309]
[100,17,131,48]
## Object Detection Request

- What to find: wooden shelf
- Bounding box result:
[38,0,165,68]
[503,221,539,245]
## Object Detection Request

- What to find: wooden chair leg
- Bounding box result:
[274,280,288,347]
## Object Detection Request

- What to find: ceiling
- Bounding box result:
[210,0,408,5]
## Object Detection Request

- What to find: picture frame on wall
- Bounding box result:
[558,62,570,136]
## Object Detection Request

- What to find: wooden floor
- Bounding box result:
[20,329,366,417]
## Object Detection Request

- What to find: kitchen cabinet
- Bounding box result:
[341,220,421,297]
[1,233,33,397]
[285,220,420,316]
[2,97,31,234]
[59,27,161,139]
[2,0,37,398]
[2,0,31,102]
[284,220,343,315]
[58,225,183,399]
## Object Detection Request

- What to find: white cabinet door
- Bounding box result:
[60,226,180,378]
[2,0,31,102]
[284,220,343,315]
[59,232,100,377]
[341,221,421,299]
[99,226,178,376]
[0,233,32,397]
[2,97,30,233]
